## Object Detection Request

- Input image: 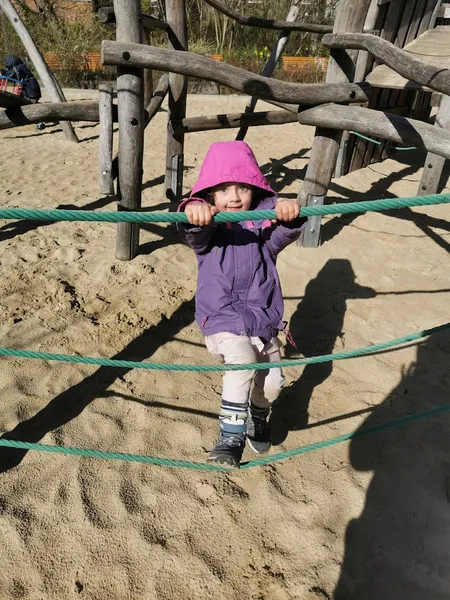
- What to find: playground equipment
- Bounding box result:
[99,0,450,256]
[0,0,449,259]
[0,0,78,141]
[0,0,449,472]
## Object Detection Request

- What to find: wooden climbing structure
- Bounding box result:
[1,0,449,260]
[337,1,450,199]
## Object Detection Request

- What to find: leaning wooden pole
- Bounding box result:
[114,0,145,261]
[164,0,188,207]
[236,1,300,141]
[0,0,78,142]
[298,0,372,248]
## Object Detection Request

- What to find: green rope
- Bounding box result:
[350,130,417,151]
[0,192,448,470]
[1,402,449,471]
[0,322,448,372]
[0,193,449,224]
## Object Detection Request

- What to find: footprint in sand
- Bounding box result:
[195,481,216,501]
[52,247,84,263]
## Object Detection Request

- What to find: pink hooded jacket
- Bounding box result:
[178,141,306,340]
[191,140,275,198]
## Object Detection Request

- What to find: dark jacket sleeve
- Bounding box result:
[177,197,215,255]
[262,218,307,256]
[258,196,307,256]
[17,65,41,100]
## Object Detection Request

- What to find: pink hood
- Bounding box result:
[191,141,275,198]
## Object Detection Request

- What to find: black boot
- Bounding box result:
[207,400,247,468]
[246,403,271,454]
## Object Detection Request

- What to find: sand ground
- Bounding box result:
[0,91,450,599]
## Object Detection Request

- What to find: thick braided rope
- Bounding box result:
[1,402,450,472]
[0,193,449,223]
[0,322,449,372]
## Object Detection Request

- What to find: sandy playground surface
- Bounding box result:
[0,91,450,600]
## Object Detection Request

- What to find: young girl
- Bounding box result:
[178,141,306,468]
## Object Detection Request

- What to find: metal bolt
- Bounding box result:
[310,228,315,234]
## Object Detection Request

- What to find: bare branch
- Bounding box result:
[202,0,333,33]
[97,7,169,30]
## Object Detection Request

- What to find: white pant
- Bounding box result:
[205,333,285,408]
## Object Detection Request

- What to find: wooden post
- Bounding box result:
[114,0,145,261]
[110,74,169,181]
[99,84,115,196]
[418,94,450,196]
[298,0,372,248]
[164,0,188,207]
[236,1,300,141]
[335,0,379,177]
[0,0,78,143]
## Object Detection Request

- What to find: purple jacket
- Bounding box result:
[178,141,306,340]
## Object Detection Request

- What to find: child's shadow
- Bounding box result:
[270,259,376,445]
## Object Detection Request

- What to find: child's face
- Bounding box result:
[210,182,253,212]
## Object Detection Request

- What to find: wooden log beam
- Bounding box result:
[0,74,167,132]
[101,41,371,105]
[0,101,107,129]
[322,32,450,96]
[263,99,298,113]
[297,104,450,160]
[0,89,32,108]
[202,0,333,33]
[171,110,299,134]
[97,6,169,30]
[170,104,450,160]
[4,98,448,162]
